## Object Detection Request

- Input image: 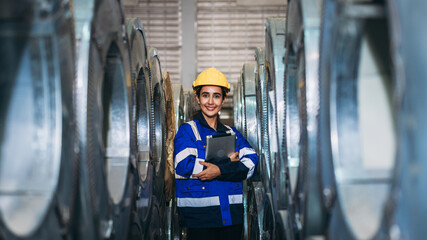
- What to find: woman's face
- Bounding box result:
[196,85,225,119]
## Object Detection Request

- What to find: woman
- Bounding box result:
[173,68,259,240]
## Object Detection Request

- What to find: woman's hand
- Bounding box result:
[229,152,239,162]
[192,161,221,181]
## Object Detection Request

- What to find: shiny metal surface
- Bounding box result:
[385,0,427,239]
[286,0,325,237]
[241,63,258,150]
[254,47,272,193]
[265,17,288,214]
[233,83,242,133]
[284,33,300,198]
[184,90,200,121]
[148,47,166,177]
[74,0,133,237]
[0,0,77,237]
[319,0,394,239]
[146,51,167,239]
[172,84,185,130]
[127,18,150,183]
[126,18,154,235]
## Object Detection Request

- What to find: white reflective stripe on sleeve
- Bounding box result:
[228,194,243,204]
[187,121,201,141]
[175,174,188,179]
[239,147,256,159]
[177,196,220,207]
[192,158,204,175]
[241,157,255,178]
[175,147,198,167]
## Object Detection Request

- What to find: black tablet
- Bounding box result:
[205,132,236,162]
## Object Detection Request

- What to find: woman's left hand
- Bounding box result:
[192,161,221,181]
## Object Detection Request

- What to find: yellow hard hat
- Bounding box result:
[192,68,231,95]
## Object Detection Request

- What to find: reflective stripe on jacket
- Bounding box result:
[173,112,258,228]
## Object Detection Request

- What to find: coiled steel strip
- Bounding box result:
[0,1,78,238]
[318,0,395,239]
[126,18,156,238]
[74,0,134,237]
[286,0,325,237]
[172,84,185,130]
[384,0,427,238]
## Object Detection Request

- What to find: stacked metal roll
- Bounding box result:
[172,84,185,130]
[284,0,401,239]
[318,0,395,238]
[254,47,274,240]
[0,1,172,239]
[238,63,259,240]
[285,1,326,238]
[234,18,289,240]
[0,1,78,239]
[236,0,427,239]
[384,0,427,239]
[183,90,200,121]
[169,83,185,240]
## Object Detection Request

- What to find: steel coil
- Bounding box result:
[285,0,326,237]
[172,84,185,130]
[0,1,78,239]
[384,0,427,239]
[170,83,184,239]
[254,47,273,194]
[318,0,395,239]
[241,63,258,154]
[147,47,167,238]
[73,0,134,238]
[233,81,244,133]
[264,18,288,224]
[184,90,200,121]
[125,17,151,240]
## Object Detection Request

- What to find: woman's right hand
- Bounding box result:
[229,152,239,162]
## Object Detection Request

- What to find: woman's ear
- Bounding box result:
[196,95,200,104]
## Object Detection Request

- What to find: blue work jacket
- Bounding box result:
[174,112,258,228]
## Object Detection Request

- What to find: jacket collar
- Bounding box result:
[196,111,229,133]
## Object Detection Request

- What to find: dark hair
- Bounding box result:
[194,86,227,100]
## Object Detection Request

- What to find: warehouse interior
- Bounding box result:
[1,0,426,239]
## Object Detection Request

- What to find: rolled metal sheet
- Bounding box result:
[0,0,78,238]
[239,74,246,136]
[244,180,262,240]
[147,47,167,237]
[182,91,190,122]
[265,17,288,213]
[172,83,185,130]
[262,193,275,240]
[284,0,327,237]
[73,0,134,237]
[184,90,200,121]
[147,47,166,203]
[241,63,258,154]
[233,79,245,134]
[383,0,427,239]
[318,0,395,239]
[233,82,243,133]
[126,18,154,234]
[254,47,272,194]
